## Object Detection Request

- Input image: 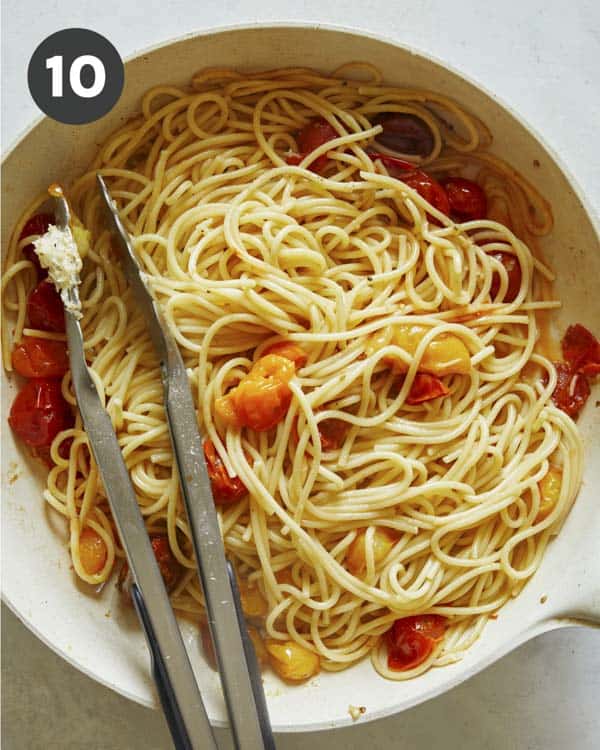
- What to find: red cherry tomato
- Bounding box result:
[406,372,450,405]
[27,280,65,332]
[203,439,248,505]
[441,177,487,221]
[488,251,522,302]
[19,213,54,278]
[561,324,600,376]
[8,379,71,447]
[386,615,447,671]
[11,337,69,378]
[369,153,450,216]
[551,362,590,419]
[288,118,339,173]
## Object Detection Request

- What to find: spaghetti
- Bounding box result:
[2,64,589,681]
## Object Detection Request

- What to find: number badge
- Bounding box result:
[28,28,124,125]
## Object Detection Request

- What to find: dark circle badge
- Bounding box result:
[28,28,124,125]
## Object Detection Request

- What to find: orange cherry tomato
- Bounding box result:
[386,615,447,672]
[488,251,522,302]
[262,341,308,369]
[27,279,66,332]
[79,527,108,575]
[231,376,293,432]
[217,355,296,432]
[8,378,71,447]
[441,177,487,221]
[11,336,69,378]
[406,372,449,405]
[203,439,248,505]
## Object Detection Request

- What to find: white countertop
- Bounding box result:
[2,1,599,748]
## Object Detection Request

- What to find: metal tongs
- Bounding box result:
[55,182,275,750]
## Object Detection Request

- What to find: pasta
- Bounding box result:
[2,64,589,682]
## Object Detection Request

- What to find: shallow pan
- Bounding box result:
[2,23,599,733]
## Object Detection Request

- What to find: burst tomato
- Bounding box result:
[386,615,447,671]
[488,251,522,303]
[406,372,450,405]
[287,118,339,173]
[8,378,71,447]
[27,280,65,332]
[562,324,600,376]
[203,439,248,505]
[551,362,590,419]
[317,419,348,450]
[262,341,307,368]
[11,337,69,378]
[441,177,487,221]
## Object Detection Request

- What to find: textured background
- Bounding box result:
[2,1,599,748]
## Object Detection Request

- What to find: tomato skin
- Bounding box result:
[551,362,590,419]
[488,251,522,302]
[11,337,69,378]
[288,118,339,173]
[386,614,447,671]
[562,324,600,376]
[150,535,182,592]
[27,280,65,333]
[203,439,248,505]
[406,372,449,405]
[262,341,307,369]
[8,378,71,447]
[317,419,348,450]
[19,213,54,278]
[441,177,487,221]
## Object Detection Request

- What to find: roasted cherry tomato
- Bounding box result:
[441,177,487,221]
[317,418,348,450]
[386,615,447,671]
[373,113,434,157]
[262,341,307,369]
[370,153,450,216]
[27,279,65,332]
[203,439,248,505]
[216,355,296,432]
[287,118,339,173]
[551,362,590,419]
[19,213,54,278]
[488,251,522,303]
[8,378,71,447]
[406,372,450,405]
[11,337,69,378]
[79,527,108,575]
[150,535,182,592]
[562,324,600,376]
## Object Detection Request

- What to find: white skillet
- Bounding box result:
[2,23,599,734]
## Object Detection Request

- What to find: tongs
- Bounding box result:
[54,183,275,750]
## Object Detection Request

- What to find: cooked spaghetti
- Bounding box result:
[2,64,589,682]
